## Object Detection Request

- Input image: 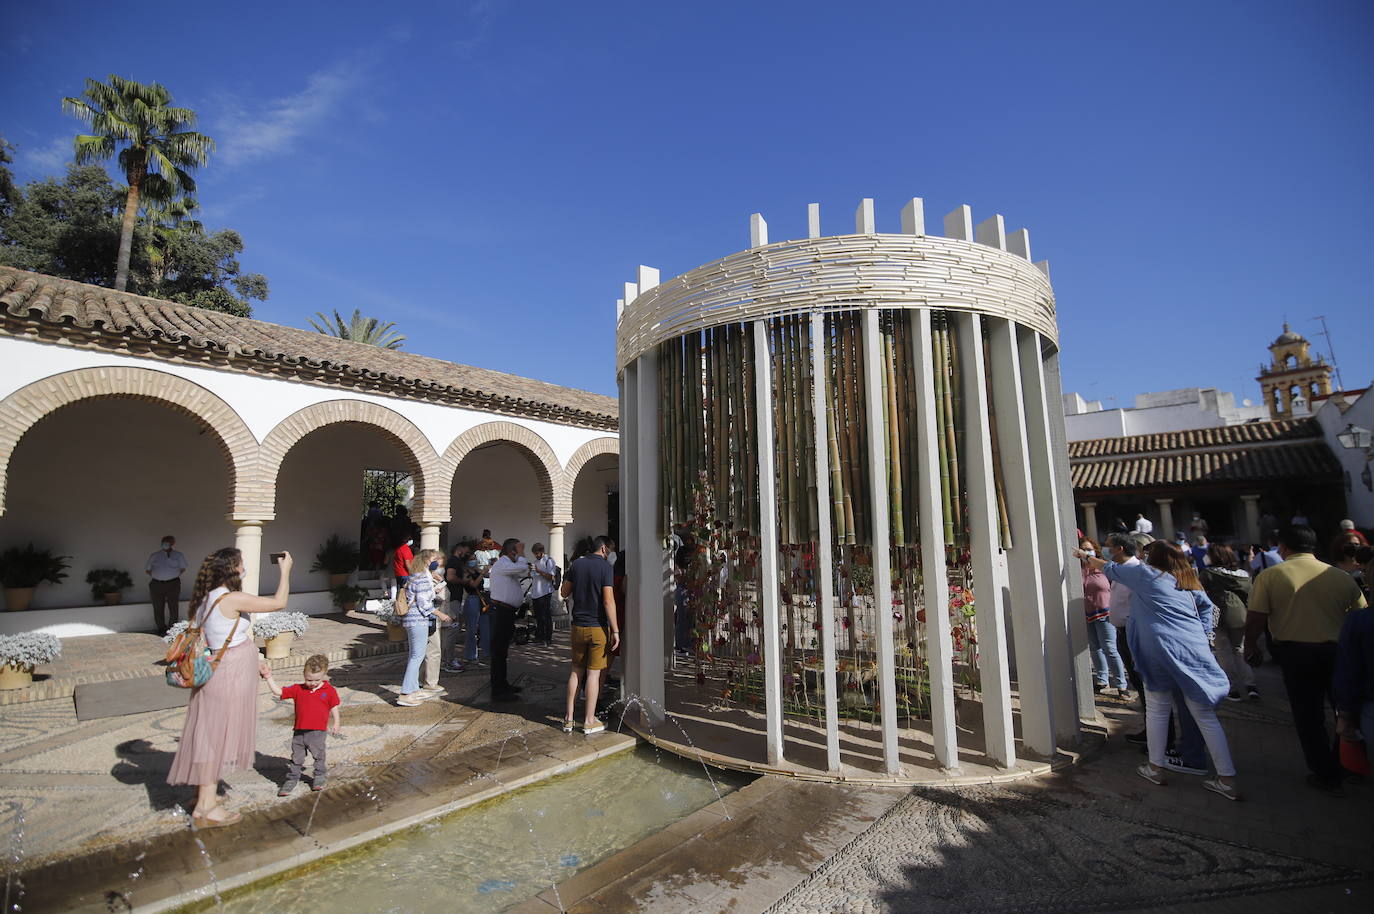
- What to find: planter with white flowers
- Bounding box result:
[0,632,62,690]
[376,601,407,642]
[254,612,311,659]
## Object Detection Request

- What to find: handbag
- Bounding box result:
[165,593,240,689]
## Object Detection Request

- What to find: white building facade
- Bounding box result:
[0,266,619,635]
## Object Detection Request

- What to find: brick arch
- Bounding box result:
[559,436,620,524]
[0,366,258,518]
[438,421,561,525]
[255,400,442,521]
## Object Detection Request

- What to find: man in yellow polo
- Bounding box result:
[1246,525,1367,795]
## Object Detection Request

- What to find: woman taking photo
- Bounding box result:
[167,548,294,827]
[1077,540,1240,800]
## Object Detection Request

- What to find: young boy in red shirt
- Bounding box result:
[261,653,341,794]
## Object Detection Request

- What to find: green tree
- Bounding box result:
[0,165,125,285]
[0,136,17,219]
[62,75,214,292]
[308,309,406,349]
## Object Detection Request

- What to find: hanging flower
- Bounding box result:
[916,609,927,623]
[893,610,904,624]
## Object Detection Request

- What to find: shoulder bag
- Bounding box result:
[165,593,241,689]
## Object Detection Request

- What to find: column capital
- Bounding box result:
[1155,498,1174,506]
[1240,493,1262,503]
[1080,501,1097,508]
[231,516,270,527]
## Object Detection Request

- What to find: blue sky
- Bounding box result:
[3,0,1372,408]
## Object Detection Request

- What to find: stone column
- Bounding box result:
[1156,498,1175,541]
[548,523,566,569]
[1081,502,1098,541]
[234,520,264,596]
[1240,494,1262,544]
[419,524,441,552]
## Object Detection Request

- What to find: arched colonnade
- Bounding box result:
[0,366,618,593]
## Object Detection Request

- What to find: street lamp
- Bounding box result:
[1336,424,1373,453]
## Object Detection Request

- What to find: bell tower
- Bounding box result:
[1257,323,1333,419]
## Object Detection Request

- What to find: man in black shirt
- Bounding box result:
[559,535,619,734]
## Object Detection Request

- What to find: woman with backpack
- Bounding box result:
[167,547,293,828]
[1201,543,1259,702]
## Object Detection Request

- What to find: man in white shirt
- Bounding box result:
[486,539,530,701]
[1133,514,1153,535]
[145,534,188,633]
[528,543,558,646]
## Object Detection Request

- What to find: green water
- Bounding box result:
[196,746,749,913]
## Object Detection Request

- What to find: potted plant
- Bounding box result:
[375,601,407,642]
[254,611,310,659]
[0,632,62,690]
[330,583,368,613]
[86,568,134,605]
[311,535,360,588]
[0,544,71,611]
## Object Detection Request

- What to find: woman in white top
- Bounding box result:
[167,547,293,827]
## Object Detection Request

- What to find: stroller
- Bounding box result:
[513,574,537,645]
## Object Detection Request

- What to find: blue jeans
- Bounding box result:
[401,622,427,694]
[1087,618,1128,689]
[463,594,489,661]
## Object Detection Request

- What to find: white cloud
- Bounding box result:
[19,135,71,174]
[215,63,360,167]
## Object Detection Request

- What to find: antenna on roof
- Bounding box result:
[1310,315,1345,391]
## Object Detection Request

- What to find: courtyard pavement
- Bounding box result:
[3,618,1372,913]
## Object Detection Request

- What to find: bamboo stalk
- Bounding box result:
[940,317,961,556]
[884,316,905,546]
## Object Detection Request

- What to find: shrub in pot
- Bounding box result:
[375,600,407,642]
[331,584,368,612]
[311,535,359,587]
[255,611,310,659]
[0,544,70,611]
[86,568,134,604]
[0,632,62,689]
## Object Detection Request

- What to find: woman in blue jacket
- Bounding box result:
[1078,540,1240,800]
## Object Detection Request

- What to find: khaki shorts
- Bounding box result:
[570,625,610,670]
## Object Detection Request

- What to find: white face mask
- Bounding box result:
[1084,549,1096,557]
[606,551,618,566]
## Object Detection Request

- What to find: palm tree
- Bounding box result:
[308,309,406,350]
[141,196,203,288]
[62,75,214,292]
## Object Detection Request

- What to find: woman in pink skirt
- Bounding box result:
[167,547,293,827]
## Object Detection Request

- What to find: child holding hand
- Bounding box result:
[261,653,341,794]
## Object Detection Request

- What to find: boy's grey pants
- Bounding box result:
[288,729,327,781]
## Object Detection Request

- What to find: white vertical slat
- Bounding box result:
[985,317,1056,757]
[752,320,785,766]
[619,360,642,714]
[909,309,959,770]
[1043,347,1096,721]
[1018,329,1090,734]
[633,348,667,721]
[861,310,901,775]
[810,313,841,772]
[952,311,1015,767]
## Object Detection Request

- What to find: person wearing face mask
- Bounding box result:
[395,549,452,706]
[1081,539,1128,695]
[145,535,188,634]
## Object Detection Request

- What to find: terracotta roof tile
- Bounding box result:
[1071,441,1340,492]
[0,266,618,429]
[1066,419,1318,458]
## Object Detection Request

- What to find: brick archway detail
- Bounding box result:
[559,436,620,525]
[256,400,441,521]
[0,366,258,518]
[438,422,561,524]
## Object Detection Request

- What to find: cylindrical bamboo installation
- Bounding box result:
[618,198,1088,784]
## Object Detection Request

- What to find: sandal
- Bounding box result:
[192,809,242,829]
[583,722,606,736]
[562,720,575,733]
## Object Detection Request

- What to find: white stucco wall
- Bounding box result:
[567,452,619,558]
[1316,385,1374,527]
[0,337,611,469]
[448,443,547,554]
[0,399,230,611]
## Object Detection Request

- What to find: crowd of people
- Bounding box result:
[159,520,628,826]
[1076,517,1372,802]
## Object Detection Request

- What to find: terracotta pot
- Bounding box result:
[342,601,358,613]
[3,587,35,612]
[386,622,405,642]
[328,573,350,588]
[263,631,295,660]
[101,592,123,605]
[0,663,33,690]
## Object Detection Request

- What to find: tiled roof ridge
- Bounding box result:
[1066,418,1319,458]
[0,266,618,429]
